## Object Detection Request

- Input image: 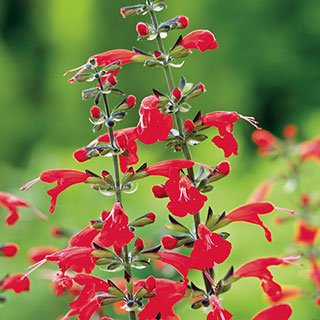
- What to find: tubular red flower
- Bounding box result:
[0,191,46,226]
[145,159,196,178]
[181,30,218,52]
[0,243,19,257]
[21,170,90,214]
[96,127,139,173]
[234,256,301,300]
[1,273,30,293]
[251,303,292,320]
[224,202,296,242]
[252,130,277,155]
[207,295,233,320]
[138,279,188,320]
[293,219,319,245]
[135,95,174,145]
[191,224,232,269]
[64,49,137,83]
[202,111,260,157]
[166,174,208,217]
[68,225,99,248]
[97,202,134,250]
[300,136,320,163]
[28,246,59,263]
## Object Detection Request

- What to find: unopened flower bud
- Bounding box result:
[125,95,136,109]
[161,235,178,250]
[152,185,168,198]
[0,243,19,257]
[136,22,149,36]
[50,225,66,237]
[184,119,195,131]
[73,148,89,162]
[116,134,128,149]
[154,51,162,59]
[134,238,144,251]
[129,212,156,227]
[172,88,182,100]
[177,16,189,29]
[107,74,117,86]
[90,106,101,119]
[283,124,297,139]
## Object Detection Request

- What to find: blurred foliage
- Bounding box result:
[0,0,320,319]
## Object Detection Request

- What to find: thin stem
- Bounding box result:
[96,77,134,319]
[148,8,212,293]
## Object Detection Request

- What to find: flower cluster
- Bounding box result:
[251,124,320,308]
[1,1,304,320]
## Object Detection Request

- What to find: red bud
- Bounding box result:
[73,148,89,162]
[90,106,101,119]
[134,238,144,251]
[125,95,136,108]
[107,74,117,86]
[136,22,149,36]
[217,161,231,176]
[161,235,178,250]
[173,88,182,100]
[198,83,205,91]
[184,119,195,131]
[152,185,168,198]
[146,212,156,222]
[178,16,189,29]
[145,276,156,293]
[1,243,19,257]
[283,124,297,139]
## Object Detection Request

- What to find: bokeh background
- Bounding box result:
[1,0,320,319]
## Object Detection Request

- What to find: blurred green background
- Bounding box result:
[1,0,320,319]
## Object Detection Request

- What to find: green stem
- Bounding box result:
[97,77,135,320]
[148,9,212,293]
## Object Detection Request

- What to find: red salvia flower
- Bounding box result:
[181,30,218,52]
[68,274,110,315]
[191,224,232,269]
[54,272,74,296]
[135,95,173,145]
[224,202,297,242]
[0,243,19,257]
[1,273,30,293]
[251,303,292,320]
[293,219,319,245]
[300,136,320,163]
[201,111,260,157]
[21,170,90,214]
[138,279,188,320]
[166,174,208,217]
[0,191,46,226]
[252,130,277,155]
[24,247,97,278]
[97,202,134,250]
[64,49,137,83]
[28,246,59,263]
[68,225,99,248]
[207,295,233,320]
[158,251,192,278]
[234,256,301,300]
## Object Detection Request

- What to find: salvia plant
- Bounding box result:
[0,1,308,319]
[251,125,320,306]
